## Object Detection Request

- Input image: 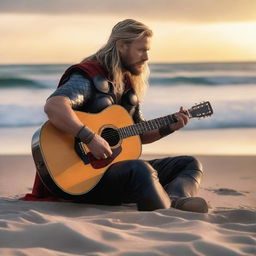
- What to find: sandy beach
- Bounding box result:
[0,153,255,256]
[0,4,256,254]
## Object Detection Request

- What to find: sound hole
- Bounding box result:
[100,128,120,147]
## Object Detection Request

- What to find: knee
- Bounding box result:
[130,160,157,180]
[183,156,203,174]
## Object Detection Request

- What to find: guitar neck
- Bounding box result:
[118,114,178,139]
[116,101,213,139]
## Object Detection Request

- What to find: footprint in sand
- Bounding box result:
[206,188,245,196]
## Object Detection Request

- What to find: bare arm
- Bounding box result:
[44,96,84,136]
[44,96,112,160]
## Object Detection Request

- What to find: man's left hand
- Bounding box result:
[170,106,189,132]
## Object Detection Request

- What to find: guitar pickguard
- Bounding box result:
[87,146,122,169]
[74,138,122,168]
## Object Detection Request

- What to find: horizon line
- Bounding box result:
[0,60,256,66]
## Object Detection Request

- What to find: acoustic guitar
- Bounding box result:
[32,101,213,200]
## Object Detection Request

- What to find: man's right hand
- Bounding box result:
[86,134,113,160]
[44,96,112,160]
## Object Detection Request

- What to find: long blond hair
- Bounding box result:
[82,19,153,101]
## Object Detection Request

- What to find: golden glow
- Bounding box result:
[0,14,256,64]
[149,21,256,62]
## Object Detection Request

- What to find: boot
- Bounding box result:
[171,197,208,213]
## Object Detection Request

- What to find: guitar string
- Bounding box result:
[98,116,176,138]
[88,106,211,141]
[99,124,156,141]
[97,119,172,140]
[100,118,174,141]
[97,113,210,142]
[98,126,150,139]
[94,110,208,139]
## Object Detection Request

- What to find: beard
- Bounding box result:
[120,56,144,76]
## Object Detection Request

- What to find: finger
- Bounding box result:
[102,150,112,159]
[102,140,113,155]
[180,106,189,116]
[94,154,101,160]
[181,113,189,125]
[105,147,113,157]
[179,106,186,114]
[180,116,186,127]
[102,153,108,159]
[173,115,186,130]
[175,115,184,128]
[177,111,189,125]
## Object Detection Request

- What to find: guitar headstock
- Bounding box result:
[188,101,213,118]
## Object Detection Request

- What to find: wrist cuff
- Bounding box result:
[159,125,174,138]
[76,125,95,144]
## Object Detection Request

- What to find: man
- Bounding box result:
[29,19,208,213]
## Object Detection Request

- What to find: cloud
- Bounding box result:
[0,0,255,23]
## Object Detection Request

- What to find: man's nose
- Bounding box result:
[143,52,149,61]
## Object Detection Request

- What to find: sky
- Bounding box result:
[0,0,256,64]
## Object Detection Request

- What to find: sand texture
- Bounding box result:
[0,154,255,256]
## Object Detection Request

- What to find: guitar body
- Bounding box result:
[32,101,213,200]
[32,105,142,200]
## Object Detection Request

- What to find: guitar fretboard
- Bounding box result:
[118,114,177,139]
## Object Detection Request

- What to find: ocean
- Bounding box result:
[1,62,256,155]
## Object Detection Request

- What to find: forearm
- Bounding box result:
[140,125,174,144]
[140,130,161,144]
[44,96,84,136]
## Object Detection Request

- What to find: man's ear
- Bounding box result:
[116,40,127,53]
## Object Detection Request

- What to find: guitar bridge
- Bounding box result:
[74,138,90,164]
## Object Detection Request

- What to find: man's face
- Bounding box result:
[120,36,151,75]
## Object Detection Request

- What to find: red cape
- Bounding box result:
[20,60,131,202]
[20,61,108,202]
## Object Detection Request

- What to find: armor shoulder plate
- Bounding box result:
[48,72,93,109]
[92,75,110,93]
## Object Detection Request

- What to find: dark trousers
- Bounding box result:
[75,156,203,211]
